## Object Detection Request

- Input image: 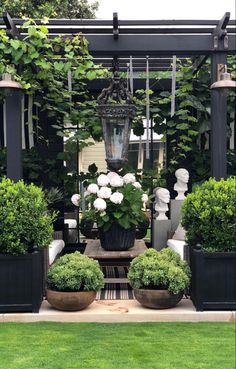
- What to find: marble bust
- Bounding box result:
[174,168,189,200]
[154,187,170,220]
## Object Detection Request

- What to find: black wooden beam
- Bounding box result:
[3,12,21,38]
[6,90,23,181]
[85,34,236,56]
[85,78,172,92]
[213,12,230,38]
[210,52,227,179]
[113,12,119,40]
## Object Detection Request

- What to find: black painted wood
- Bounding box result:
[190,248,236,311]
[0,250,44,313]
[210,52,227,179]
[6,90,23,181]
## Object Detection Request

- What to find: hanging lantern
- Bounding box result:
[97,59,136,171]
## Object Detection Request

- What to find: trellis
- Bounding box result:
[0,12,236,181]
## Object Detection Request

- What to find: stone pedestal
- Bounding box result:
[170,199,184,232]
[152,219,171,251]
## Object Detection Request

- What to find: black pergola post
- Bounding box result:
[6,90,23,181]
[210,52,227,180]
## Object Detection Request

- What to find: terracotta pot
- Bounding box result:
[133,288,183,309]
[99,223,136,251]
[46,289,96,311]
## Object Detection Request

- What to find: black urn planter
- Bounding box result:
[99,223,136,251]
[0,249,44,313]
[190,246,236,311]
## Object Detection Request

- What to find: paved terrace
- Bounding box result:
[1,299,235,323]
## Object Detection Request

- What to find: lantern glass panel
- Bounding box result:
[107,118,124,160]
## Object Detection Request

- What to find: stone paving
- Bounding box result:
[1,298,235,323]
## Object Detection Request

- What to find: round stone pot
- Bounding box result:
[46,289,96,311]
[99,223,136,251]
[133,288,183,309]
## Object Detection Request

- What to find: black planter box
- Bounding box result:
[190,248,236,311]
[0,250,44,313]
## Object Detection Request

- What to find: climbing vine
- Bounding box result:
[0,19,104,148]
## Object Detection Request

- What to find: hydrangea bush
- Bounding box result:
[72,172,149,231]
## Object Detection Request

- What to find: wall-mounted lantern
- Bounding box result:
[0,73,22,94]
[210,64,236,94]
[97,59,136,171]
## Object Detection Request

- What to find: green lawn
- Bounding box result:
[0,322,234,369]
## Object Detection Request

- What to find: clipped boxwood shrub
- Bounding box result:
[128,248,190,294]
[181,177,236,252]
[0,177,55,255]
[47,251,104,292]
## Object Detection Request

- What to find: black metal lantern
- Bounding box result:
[97,60,136,171]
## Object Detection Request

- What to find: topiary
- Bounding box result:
[0,177,55,255]
[181,177,236,252]
[128,248,190,295]
[46,251,104,292]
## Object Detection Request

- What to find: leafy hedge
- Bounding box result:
[0,177,54,255]
[181,177,236,252]
[47,251,104,292]
[128,248,190,294]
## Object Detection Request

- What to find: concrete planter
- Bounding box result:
[133,288,183,309]
[46,289,96,311]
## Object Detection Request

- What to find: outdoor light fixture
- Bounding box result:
[97,59,136,171]
[210,64,236,94]
[0,73,22,96]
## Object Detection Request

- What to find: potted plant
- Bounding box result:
[128,248,190,309]
[181,177,236,311]
[72,172,149,251]
[0,177,55,313]
[46,251,104,311]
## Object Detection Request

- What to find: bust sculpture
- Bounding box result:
[174,168,189,200]
[154,187,170,220]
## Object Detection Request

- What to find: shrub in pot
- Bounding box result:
[181,177,236,311]
[46,251,104,311]
[0,178,55,312]
[128,248,190,309]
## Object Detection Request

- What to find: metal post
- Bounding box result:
[6,90,23,181]
[210,52,227,179]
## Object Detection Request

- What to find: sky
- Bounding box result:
[94,0,236,20]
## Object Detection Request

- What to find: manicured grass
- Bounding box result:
[0,322,234,369]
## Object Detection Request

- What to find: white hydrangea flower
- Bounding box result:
[133,181,142,189]
[71,194,80,207]
[87,183,99,194]
[93,198,107,211]
[110,175,124,187]
[97,186,112,199]
[142,193,149,203]
[97,174,110,187]
[123,173,136,184]
[107,171,119,180]
[110,192,124,204]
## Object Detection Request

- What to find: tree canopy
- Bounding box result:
[0,0,99,19]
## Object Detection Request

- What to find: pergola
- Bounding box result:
[0,12,236,181]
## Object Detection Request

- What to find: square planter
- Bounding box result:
[0,250,44,313]
[190,247,236,311]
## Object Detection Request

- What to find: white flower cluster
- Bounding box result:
[71,171,149,211]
